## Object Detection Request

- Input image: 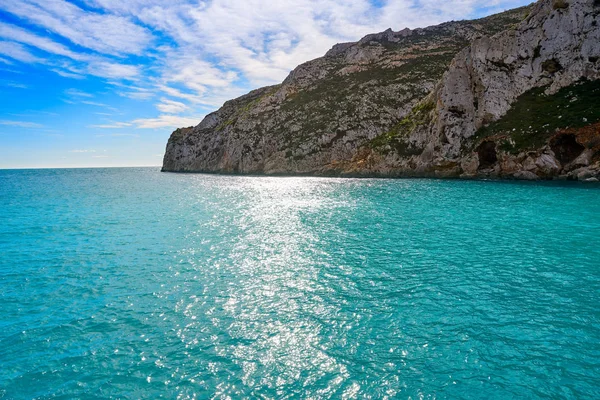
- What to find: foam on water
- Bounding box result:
[1,168,599,398]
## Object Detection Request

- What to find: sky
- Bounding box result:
[0,0,532,169]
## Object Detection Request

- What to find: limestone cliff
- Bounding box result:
[163,0,600,181]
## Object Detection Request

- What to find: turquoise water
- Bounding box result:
[1,168,599,399]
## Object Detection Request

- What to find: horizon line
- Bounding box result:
[0,165,162,171]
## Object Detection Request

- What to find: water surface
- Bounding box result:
[1,168,599,398]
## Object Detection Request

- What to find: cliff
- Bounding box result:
[162,0,600,181]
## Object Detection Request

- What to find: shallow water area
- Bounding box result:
[1,167,599,399]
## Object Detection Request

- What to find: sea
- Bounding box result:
[1,167,599,399]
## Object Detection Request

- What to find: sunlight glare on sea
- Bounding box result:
[1,168,599,399]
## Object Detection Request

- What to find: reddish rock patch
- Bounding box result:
[552,122,600,161]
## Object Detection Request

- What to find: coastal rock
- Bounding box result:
[513,171,540,180]
[574,167,597,180]
[163,0,600,180]
[535,153,562,176]
[567,148,595,169]
[460,155,479,176]
[522,156,539,172]
[499,154,521,175]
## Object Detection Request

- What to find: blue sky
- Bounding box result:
[0,0,531,169]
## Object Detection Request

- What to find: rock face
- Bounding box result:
[163,0,600,181]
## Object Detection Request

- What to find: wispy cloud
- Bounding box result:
[81,100,118,111]
[95,133,140,137]
[65,88,93,98]
[118,89,154,100]
[0,119,43,128]
[88,62,139,80]
[131,114,201,129]
[9,110,57,118]
[1,80,29,89]
[0,20,142,80]
[50,68,84,79]
[90,113,201,129]
[0,40,43,63]
[156,98,188,114]
[69,149,96,153]
[0,22,88,61]
[89,122,133,129]
[0,1,153,56]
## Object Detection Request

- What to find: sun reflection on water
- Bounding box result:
[172,177,360,397]
[227,178,355,395]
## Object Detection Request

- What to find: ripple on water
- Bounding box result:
[0,168,599,399]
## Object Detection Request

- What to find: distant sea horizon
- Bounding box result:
[0,165,163,171]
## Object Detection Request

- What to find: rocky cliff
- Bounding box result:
[163,0,600,181]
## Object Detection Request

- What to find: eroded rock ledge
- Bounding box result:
[163,0,600,181]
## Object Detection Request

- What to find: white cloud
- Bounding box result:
[0,22,88,61]
[131,114,200,129]
[81,101,107,107]
[1,80,29,89]
[0,119,43,128]
[0,21,141,80]
[156,98,188,114]
[156,84,204,103]
[9,110,57,117]
[69,149,96,153]
[65,88,93,98]
[118,89,154,100]
[0,0,153,56]
[80,100,118,111]
[51,69,85,79]
[162,57,238,91]
[0,40,43,63]
[87,61,140,80]
[86,0,190,16]
[89,122,133,129]
[95,133,140,137]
